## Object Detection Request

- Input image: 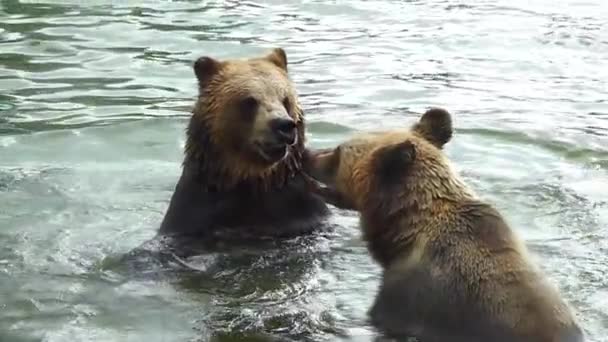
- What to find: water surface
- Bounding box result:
[1,0,607,341]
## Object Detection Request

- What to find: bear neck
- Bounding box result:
[360,171,476,268]
[183,115,305,193]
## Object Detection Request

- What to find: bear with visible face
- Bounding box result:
[303,108,584,342]
[159,48,329,240]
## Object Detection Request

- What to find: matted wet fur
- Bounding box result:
[303,108,584,342]
[159,48,329,239]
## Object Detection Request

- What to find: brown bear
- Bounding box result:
[302,108,584,342]
[159,48,329,240]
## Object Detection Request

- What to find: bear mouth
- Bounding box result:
[255,142,288,163]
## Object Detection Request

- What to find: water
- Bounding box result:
[1,0,607,341]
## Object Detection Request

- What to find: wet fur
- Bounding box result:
[159,49,329,238]
[304,108,584,342]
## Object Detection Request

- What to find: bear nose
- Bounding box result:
[269,118,296,145]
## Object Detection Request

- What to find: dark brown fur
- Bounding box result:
[159,49,329,238]
[303,108,584,342]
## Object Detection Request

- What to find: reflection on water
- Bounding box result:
[1,0,607,341]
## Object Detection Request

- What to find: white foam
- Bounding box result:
[0,137,17,147]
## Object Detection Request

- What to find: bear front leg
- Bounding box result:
[301,172,355,210]
[369,286,422,341]
[368,268,434,342]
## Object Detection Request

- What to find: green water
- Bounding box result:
[1,0,607,341]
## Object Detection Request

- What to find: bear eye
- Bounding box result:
[282,96,291,112]
[239,96,259,118]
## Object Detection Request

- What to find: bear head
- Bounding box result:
[303,108,470,213]
[185,48,306,190]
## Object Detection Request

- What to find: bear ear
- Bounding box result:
[413,107,453,148]
[264,47,288,72]
[193,56,222,86]
[374,141,416,187]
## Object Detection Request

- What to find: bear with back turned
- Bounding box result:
[159,48,329,241]
[303,108,584,342]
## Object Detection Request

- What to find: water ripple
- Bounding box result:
[1,0,608,341]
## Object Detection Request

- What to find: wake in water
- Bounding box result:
[102,223,360,342]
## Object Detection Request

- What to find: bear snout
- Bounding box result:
[269,117,297,145]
